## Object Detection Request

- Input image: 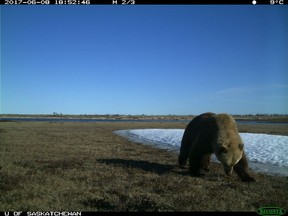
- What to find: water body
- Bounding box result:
[0,117,185,123]
[1,117,288,125]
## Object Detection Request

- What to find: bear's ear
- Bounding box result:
[218,146,228,154]
[238,143,244,150]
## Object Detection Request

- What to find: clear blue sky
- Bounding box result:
[1,5,287,115]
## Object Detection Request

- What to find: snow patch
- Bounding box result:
[114,129,288,176]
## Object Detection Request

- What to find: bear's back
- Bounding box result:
[184,112,215,135]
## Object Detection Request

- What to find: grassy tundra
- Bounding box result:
[0,121,287,211]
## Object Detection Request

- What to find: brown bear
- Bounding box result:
[178,112,255,182]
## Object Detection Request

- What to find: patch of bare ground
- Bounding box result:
[0,121,287,211]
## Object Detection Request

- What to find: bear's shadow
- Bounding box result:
[96,158,177,175]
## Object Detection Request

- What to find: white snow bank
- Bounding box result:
[114,129,288,176]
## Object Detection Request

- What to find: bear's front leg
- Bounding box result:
[234,153,256,182]
[201,154,211,172]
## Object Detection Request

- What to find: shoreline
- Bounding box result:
[0,121,287,211]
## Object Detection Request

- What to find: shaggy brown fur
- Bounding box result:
[179,112,255,182]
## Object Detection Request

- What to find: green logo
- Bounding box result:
[257,207,286,216]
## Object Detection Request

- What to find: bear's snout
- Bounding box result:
[224,165,233,176]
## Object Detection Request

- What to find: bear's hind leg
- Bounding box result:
[178,154,188,167]
[188,149,203,177]
[179,135,194,166]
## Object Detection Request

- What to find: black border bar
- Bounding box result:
[0,0,280,5]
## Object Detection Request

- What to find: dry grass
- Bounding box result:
[0,121,287,212]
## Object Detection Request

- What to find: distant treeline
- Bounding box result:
[1,113,288,117]
[234,113,288,117]
[49,113,288,117]
[1,113,288,119]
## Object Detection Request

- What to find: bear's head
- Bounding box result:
[214,135,244,175]
[212,114,244,176]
